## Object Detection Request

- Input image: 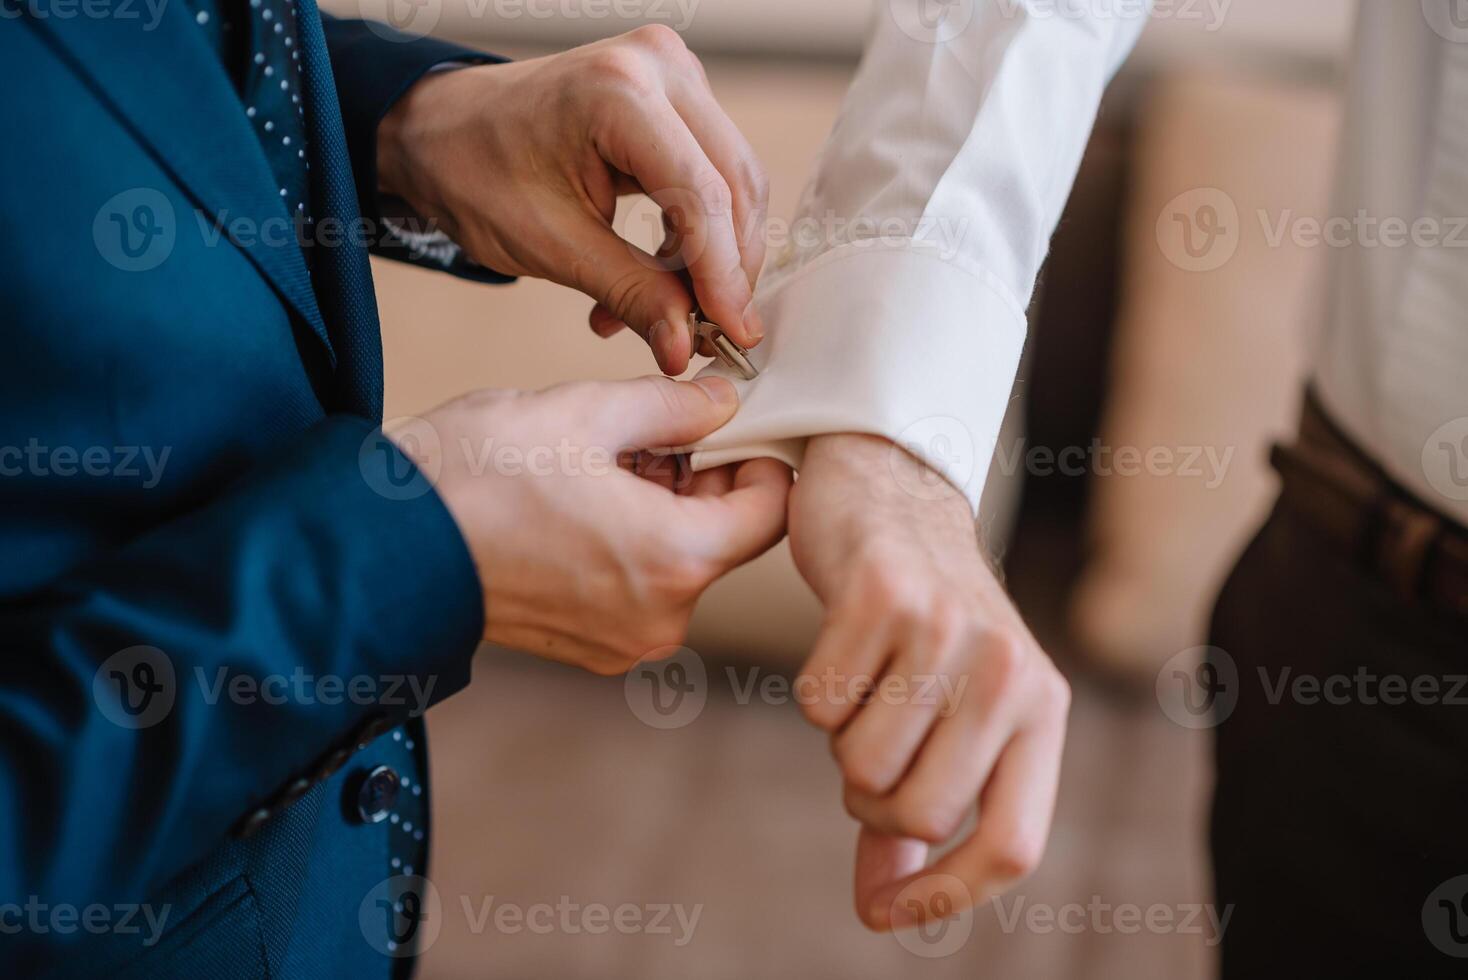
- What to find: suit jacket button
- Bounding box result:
[356,765,400,824]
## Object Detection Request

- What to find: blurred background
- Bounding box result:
[320,1,1355,976]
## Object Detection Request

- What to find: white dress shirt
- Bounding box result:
[1315,2,1468,524]
[694,1,1468,528]
[690,0,1148,512]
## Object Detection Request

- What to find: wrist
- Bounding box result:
[805,433,975,529]
[793,433,979,597]
[376,65,481,217]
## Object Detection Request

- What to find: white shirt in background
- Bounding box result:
[1315,2,1468,524]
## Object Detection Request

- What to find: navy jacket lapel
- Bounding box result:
[28,3,337,370]
[293,0,386,420]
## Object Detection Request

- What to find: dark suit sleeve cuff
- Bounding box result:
[315,415,485,700]
[323,19,514,283]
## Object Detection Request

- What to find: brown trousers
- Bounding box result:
[1209,419,1468,976]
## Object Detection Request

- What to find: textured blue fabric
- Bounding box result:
[1,5,498,975]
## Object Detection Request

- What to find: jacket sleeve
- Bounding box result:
[0,415,482,917]
[323,17,515,283]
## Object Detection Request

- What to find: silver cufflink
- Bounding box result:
[688,309,759,381]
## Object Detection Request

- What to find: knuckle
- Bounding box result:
[640,375,689,427]
[628,23,687,57]
[840,782,874,824]
[1038,665,1072,716]
[588,657,631,678]
[591,46,654,97]
[894,798,964,844]
[855,563,918,621]
[640,544,715,603]
[661,554,717,599]
[691,169,735,220]
[624,620,687,664]
[836,743,895,798]
[987,832,1046,882]
[741,159,770,205]
[980,631,1028,697]
[798,683,843,732]
[926,598,970,649]
[918,619,967,679]
[574,259,649,322]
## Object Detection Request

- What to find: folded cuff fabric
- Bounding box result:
[690,240,1028,515]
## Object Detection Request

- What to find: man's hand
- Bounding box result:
[788,433,1071,931]
[394,376,790,675]
[377,26,768,375]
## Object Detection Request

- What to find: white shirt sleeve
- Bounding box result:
[689,0,1149,513]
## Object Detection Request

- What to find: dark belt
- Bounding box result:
[1270,393,1468,620]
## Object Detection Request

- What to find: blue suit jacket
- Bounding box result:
[1,4,504,975]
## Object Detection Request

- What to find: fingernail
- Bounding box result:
[742,301,764,343]
[693,376,739,407]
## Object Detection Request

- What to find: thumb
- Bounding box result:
[590,376,740,451]
[854,827,931,932]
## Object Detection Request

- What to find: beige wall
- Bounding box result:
[324,0,1354,68]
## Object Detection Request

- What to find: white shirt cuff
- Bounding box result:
[689,240,1027,514]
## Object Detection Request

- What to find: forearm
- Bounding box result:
[691,1,1150,510]
[322,17,501,224]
